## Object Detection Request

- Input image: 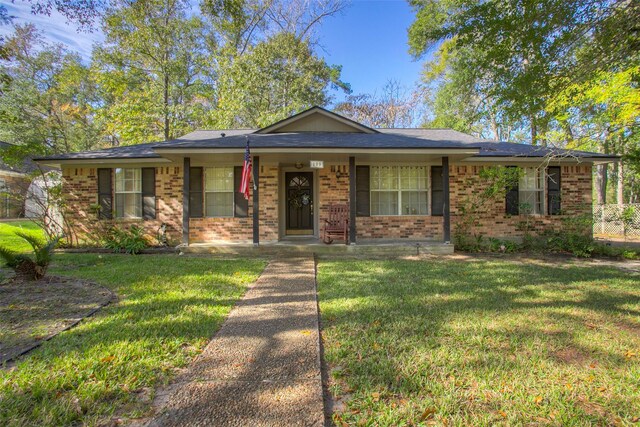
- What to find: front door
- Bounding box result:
[286,172,314,235]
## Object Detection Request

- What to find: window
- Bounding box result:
[205,167,234,217]
[370,166,428,215]
[115,168,142,218]
[519,167,544,215]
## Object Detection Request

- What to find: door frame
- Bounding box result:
[279,167,319,239]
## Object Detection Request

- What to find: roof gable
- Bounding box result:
[255,106,378,134]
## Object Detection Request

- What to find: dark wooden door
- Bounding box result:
[286,172,314,233]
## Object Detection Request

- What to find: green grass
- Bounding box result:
[318,258,640,426]
[0,254,265,426]
[0,221,46,253]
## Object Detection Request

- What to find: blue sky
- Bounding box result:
[0,0,426,104]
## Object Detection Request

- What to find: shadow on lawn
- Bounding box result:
[0,255,265,426]
[318,259,640,400]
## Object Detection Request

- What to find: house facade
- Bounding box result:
[37,107,616,246]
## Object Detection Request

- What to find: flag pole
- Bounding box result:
[248,136,257,191]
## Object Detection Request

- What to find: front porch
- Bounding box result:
[181,155,453,246]
[180,238,454,255]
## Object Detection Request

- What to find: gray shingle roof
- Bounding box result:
[35,128,618,161]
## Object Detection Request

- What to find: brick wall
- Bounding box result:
[188,165,279,243]
[449,163,593,238]
[62,166,183,245]
[62,161,594,244]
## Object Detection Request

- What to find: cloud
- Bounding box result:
[0,1,104,61]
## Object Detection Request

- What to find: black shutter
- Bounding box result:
[355,165,370,217]
[189,167,203,218]
[505,166,519,215]
[141,167,156,219]
[547,166,561,215]
[234,166,249,217]
[431,166,444,216]
[97,168,112,220]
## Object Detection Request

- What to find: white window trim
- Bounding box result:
[519,167,545,216]
[370,165,431,216]
[114,168,142,219]
[204,166,235,218]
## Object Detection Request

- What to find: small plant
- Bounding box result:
[0,231,62,280]
[103,225,148,254]
[620,205,637,239]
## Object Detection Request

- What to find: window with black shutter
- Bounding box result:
[505,166,520,215]
[97,168,113,219]
[355,166,370,217]
[141,168,156,219]
[547,166,561,215]
[189,167,203,218]
[234,166,248,217]
[431,166,443,216]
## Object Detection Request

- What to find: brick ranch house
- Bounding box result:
[36,107,617,247]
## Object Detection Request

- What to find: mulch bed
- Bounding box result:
[0,275,115,365]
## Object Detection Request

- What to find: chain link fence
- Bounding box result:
[593,204,640,237]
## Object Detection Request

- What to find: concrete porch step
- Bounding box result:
[180,239,454,256]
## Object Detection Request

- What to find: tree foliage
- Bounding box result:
[409,0,640,201]
[0,25,101,157]
[0,0,348,153]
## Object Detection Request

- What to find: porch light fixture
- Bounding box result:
[295,162,304,169]
[335,170,342,179]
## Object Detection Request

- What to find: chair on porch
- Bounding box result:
[323,204,349,244]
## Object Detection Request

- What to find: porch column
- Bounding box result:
[252,156,260,246]
[349,156,356,244]
[442,156,451,243]
[182,157,190,245]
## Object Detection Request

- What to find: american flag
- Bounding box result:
[240,138,252,200]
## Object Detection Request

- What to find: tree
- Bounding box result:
[210,32,349,128]
[408,0,640,202]
[408,0,639,145]
[335,80,423,128]
[421,43,524,141]
[0,25,101,158]
[93,0,210,144]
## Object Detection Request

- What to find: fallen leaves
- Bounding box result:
[100,355,115,364]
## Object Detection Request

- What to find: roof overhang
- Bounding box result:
[35,157,171,168]
[465,156,619,165]
[152,147,480,155]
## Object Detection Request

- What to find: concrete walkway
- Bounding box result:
[148,256,324,427]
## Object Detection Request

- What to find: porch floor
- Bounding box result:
[181,238,454,256]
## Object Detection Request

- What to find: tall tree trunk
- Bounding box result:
[164,73,170,140]
[617,161,624,205]
[530,114,537,145]
[595,165,608,205]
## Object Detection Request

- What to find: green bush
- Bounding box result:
[0,232,61,280]
[103,225,148,254]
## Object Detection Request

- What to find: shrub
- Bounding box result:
[0,232,61,280]
[103,225,148,254]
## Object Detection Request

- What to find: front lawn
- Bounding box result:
[318,258,640,425]
[0,220,45,253]
[0,254,265,426]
